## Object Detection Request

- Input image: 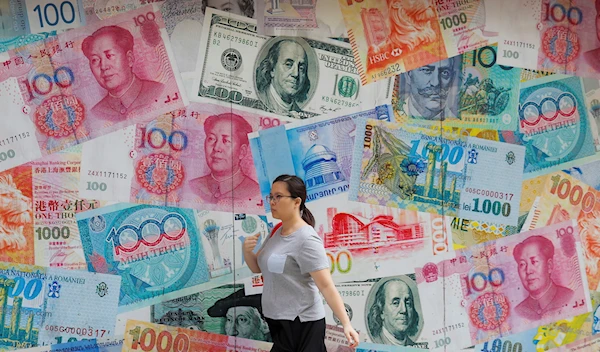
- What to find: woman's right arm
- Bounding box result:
[243,233,262,273]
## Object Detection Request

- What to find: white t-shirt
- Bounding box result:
[257,225,330,322]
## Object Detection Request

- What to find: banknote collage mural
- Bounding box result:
[2,0,600,351]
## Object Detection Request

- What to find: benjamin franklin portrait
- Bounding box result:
[254,36,318,117]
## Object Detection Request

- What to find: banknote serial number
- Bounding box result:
[372,63,401,80]
[87,170,128,179]
[503,40,535,49]
[0,132,31,146]
[432,323,465,335]
[463,188,514,201]
[213,31,258,47]
[338,290,365,297]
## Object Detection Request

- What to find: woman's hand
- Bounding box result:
[243,233,260,254]
[343,324,359,348]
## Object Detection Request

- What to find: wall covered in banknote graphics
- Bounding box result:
[3,0,600,352]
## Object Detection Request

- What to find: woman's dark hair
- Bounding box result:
[273,174,315,227]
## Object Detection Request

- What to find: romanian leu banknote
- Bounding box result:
[78,102,289,214]
[77,203,269,312]
[523,171,600,291]
[18,337,123,352]
[349,118,526,225]
[249,106,390,209]
[193,8,392,119]
[337,0,502,85]
[0,4,187,173]
[414,221,592,351]
[0,145,105,270]
[497,0,600,80]
[122,320,273,352]
[392,44,521,130]
[0,262,121,351]
[497,74,596,178]
[324,274,431,348]
[0,0,86,38]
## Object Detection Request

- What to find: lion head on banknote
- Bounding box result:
[388,0,437,51]
[0,174,32,250]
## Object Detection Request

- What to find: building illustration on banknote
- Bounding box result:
[0,280,38,349]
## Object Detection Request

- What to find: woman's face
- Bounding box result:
[269,181,298,220]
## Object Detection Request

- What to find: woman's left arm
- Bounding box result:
[310,268,359,347]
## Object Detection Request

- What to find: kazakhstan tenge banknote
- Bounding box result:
[415,221,591,351]
[350,118,525,225]
[77,203,268,312]
[0,262,121,351]
[193,8,392,119]
[337,0,501,84]
[0,4,187,173]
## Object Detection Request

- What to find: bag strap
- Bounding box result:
[270,222,282,237]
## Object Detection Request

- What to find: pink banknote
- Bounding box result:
[0,4,187,173]
[415,221,591,351]
[79,102,288,214]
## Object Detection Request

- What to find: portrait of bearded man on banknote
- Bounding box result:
[207,289,271,341]
[188,113,261,205]
[399,55,460,121]
[583,0,600,72]
[82,26,165,121]
[255,37,317,116]
[514,235,575,321]
[366,276,427,348]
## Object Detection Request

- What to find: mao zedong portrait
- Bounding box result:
[255,39,312,115]
[367,278,426,347]
[514,236,574,320]
[82,26,165,121]
[188,113,260,204]
[404,56,458,121]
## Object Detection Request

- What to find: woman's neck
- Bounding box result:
[280,215,306,236]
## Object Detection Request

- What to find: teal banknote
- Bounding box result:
[349,119,525,225]
[0,32,54,53]
[249,106,391,211]
[393,44,522,131]
[77,204,269,312]
[0,262,120,351]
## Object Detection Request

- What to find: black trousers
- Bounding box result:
[265,316,326,352]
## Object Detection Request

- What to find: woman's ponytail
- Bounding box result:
[301,203,315,228]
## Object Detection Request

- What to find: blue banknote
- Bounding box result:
[249,105,391,211]
[21,338,123,352]
[349,118,525,225]
[77,204,269,312]
[0,0,85,38]
[500,75,596,177]
[0,262,120,351]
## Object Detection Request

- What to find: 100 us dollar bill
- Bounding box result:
[192,8,392,119]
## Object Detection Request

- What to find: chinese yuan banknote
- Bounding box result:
[414,221,591,351]
[78,102,289,215]
[497,0,600,80]
[20,338,123,352]
[0,4,187,173]
[499,74,596,177]
[0,262,121,351]
[309,193,453,282]
[193,8,392,119]
[324,274,431,348]
[0,0,86,37]
[392,44,521,130]
[349,118,525,225]
[122,320,273,352]
[522,171,600,291]
[337,0,500,85]
[249,106,390,209]
[0,146,105,270]
[77,203,269,312]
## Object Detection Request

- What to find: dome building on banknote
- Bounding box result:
[301,144,345,193]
